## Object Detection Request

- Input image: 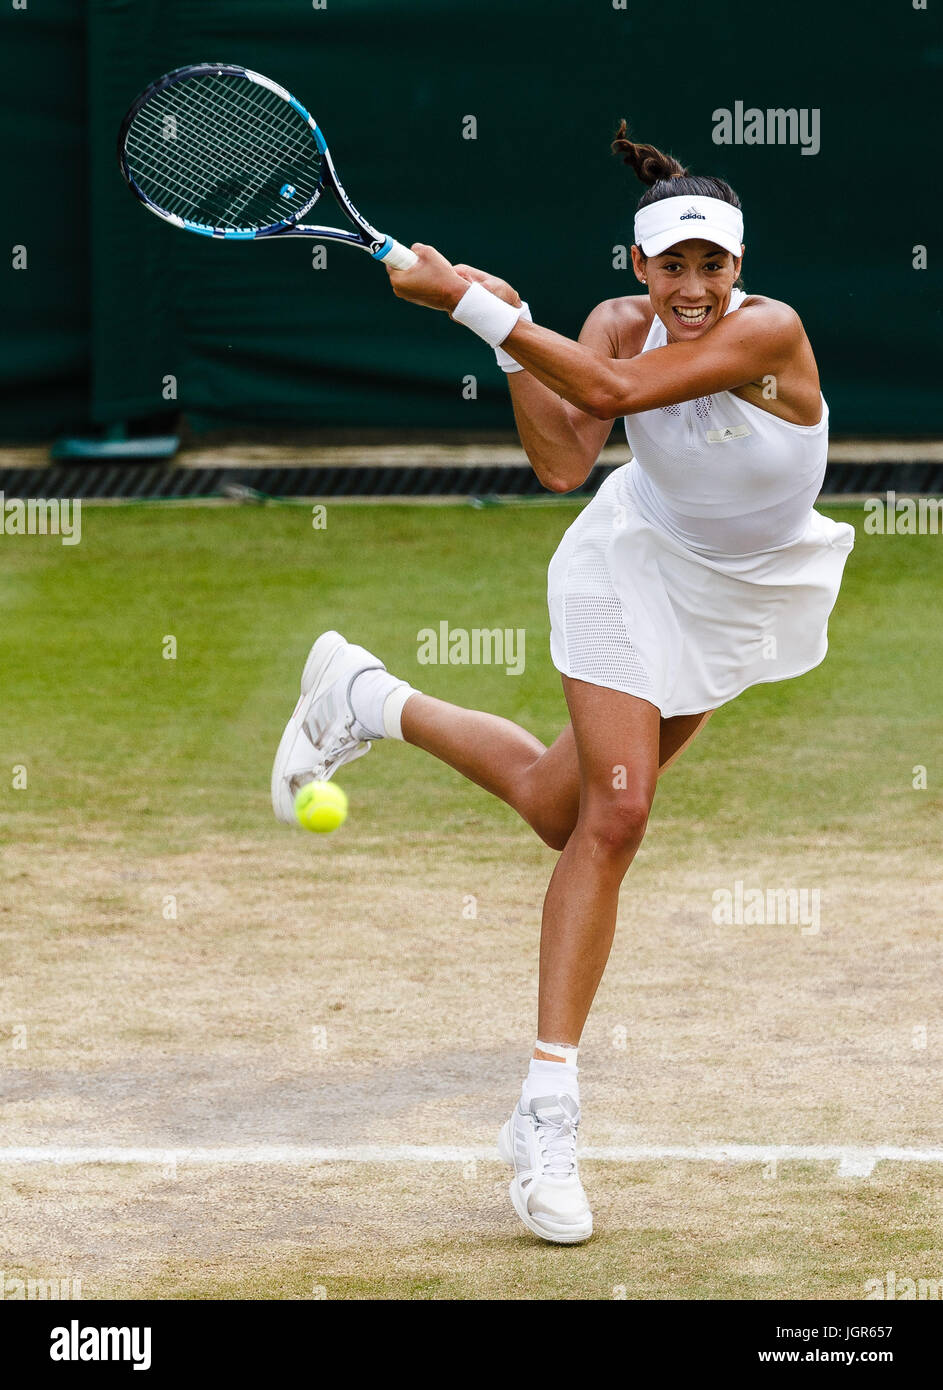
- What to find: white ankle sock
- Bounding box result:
[382,682,417,740]
[522,1047,579,1103]
[348,668,417,740]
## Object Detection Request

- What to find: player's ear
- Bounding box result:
[630,244,648,285]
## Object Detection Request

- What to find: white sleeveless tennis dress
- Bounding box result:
[547,289,855,717]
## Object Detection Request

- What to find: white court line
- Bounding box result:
[1,1144,942,1177]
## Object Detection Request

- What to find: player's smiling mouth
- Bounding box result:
[672,305,712,326]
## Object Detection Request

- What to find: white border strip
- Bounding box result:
[1,1144,942,1176]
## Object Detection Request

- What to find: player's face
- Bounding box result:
[632,239,743,341]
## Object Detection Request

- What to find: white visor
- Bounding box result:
[634,194,744,258]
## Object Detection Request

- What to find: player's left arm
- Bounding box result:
[387,245,803,420]
[501,300,804,419]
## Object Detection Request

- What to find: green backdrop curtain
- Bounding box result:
[1,0,939,437]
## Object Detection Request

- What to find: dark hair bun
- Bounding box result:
[611,119,688,185]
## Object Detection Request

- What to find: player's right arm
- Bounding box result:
[506,301,624,493]
[452,266,630,493]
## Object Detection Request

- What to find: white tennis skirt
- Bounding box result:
[548,463,855,718]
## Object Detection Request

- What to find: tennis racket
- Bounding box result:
[117,63,418,268]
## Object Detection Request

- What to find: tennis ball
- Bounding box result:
[294,780,348,833]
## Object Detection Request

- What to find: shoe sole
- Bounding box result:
[497,1117,593,1246]
[270,630,354,824]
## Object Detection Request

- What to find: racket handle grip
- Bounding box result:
[377,238,418,270]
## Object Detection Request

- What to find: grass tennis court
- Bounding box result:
[2,499,942,1299]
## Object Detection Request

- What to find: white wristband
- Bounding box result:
[450,281,524,348]
[496,302,531,371]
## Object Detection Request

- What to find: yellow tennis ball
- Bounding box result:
[294,780,348,833]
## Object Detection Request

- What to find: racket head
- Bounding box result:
[117,63,328,239]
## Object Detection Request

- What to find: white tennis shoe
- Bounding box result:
[498,1092,593,1244]
[271,630,386,825]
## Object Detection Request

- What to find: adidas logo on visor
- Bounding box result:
[679,206,706,220]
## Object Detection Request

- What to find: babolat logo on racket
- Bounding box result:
[279,183,297,200]
[680,206,706,220]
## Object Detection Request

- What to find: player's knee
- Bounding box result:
[518,759,578,852]
[537,820,573,853]
[526,798,576,851]
[579,795,651,856]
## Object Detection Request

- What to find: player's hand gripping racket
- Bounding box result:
[117,63,418,268]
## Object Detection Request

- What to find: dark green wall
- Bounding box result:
[2,0,940,438]
[1,0,88,437]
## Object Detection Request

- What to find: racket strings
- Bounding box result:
[131,79,318,221]
[127,121,238,222]
[133,96,282,223]
[125,108,263,225]
[124,72,323,231]
[179,78,316,220]
[129,80,318,226]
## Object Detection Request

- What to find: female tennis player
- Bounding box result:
[272,127,854,1245]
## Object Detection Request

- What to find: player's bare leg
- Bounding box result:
[271,627,710,851]
[271,632,711,1244]
[535,679,662,1044]
[401,695,578,847]
[495,680,667,1243]
[401,691,710,850]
